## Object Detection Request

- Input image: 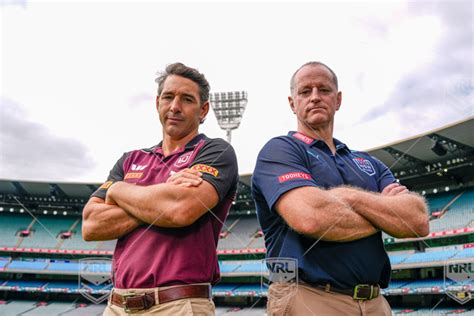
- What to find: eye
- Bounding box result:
[299,89,311,96]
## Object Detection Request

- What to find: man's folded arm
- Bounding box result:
[334,186,429,239]
[82,197,143,241]
[275,186,379,242]
[106,180,219,228]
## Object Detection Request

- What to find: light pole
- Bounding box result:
[210,91,248,143]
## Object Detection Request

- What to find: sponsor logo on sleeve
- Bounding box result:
[352,157,376,176]
[99,181,114,189]
[124,172,143,179]
[278,172,312,183]
[191,164,219,177]
[293,132,313,144]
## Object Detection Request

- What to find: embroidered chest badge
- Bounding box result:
[352,157,376,176]
[174,152,193,168]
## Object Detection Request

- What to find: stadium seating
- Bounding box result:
[426,191,458,213]
[402,249,458,264]
[21,302,76,315]
[19,217,78,249]
[0,214,35,247]
[429,189,474,231]
[47,260,81,272]
[60,303,106,316]
[0,257,10,269]
[7,259,49,271]
[453,247,474,259]
[0,300,38,315]
[217,216,265,250]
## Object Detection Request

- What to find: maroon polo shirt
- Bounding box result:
[91,134,238,288]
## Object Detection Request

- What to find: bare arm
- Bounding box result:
[82,197,143,241]
[275,186,379,242]
[338,184,429,238]
[106,176,219,228]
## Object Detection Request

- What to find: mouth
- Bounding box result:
[167,117,184,123]
[307,106,325,113]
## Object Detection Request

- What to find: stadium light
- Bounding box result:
[210,91,248,143]
[431,140,448,156]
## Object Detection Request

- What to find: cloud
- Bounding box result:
[0,97,96,181]
[357,0,473,132]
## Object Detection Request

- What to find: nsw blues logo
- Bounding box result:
[352,157,376,176]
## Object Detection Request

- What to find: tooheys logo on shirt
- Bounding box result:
[191,164,219,177]
[278,172,311,183]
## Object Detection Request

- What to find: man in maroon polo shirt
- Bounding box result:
[82,62,238,315]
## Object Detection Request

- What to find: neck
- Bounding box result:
[299,122,336,154]
[162,131,199,156]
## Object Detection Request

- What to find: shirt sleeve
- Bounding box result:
[190,138,239,202]
[252,137,318,212]
[372,156,397,192]
[91,153,128,200]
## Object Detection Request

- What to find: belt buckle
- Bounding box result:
[122,292,146,313]
[353,284,374,300]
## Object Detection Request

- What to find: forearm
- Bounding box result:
[82,201,142,241]
[107,181,194,227]
[315,207,379,242]
[337,187,429,238]
[277,187,379,242]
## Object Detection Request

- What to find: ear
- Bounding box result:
[336,91,342,111]
[156,95,160,111]
[200,101,210,122]
[288,96,296,114]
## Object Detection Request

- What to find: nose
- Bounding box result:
[310,88,321,102]
[169,98,181,113]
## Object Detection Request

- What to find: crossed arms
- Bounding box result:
[82,169,218,241]
[275,183,429,242]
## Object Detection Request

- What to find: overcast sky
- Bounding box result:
[1,0,473,183]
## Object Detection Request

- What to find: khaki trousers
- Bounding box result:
[267,282,392,316]
[103,286,215,316]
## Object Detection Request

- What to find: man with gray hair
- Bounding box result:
[83,62,238,315]
[252,61,429,315]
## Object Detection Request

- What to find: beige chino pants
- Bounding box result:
[267,282,392,316]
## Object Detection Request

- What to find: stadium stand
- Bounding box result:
[0,118,473,314]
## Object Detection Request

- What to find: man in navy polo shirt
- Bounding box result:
[82,62,238,315]
[252,61,429,315]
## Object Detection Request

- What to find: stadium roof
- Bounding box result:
[1,117,473,198]
[367,116,474,190]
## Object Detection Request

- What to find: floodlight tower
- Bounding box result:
[210,91,248,143]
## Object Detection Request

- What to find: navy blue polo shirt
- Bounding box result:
[251,131,396,289]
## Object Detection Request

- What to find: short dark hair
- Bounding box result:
[290,61,338,93]
[155,62,210,104]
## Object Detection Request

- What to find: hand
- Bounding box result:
[381,183,408,196]
[166,168,203,187]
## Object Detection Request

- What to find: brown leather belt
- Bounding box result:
[314,283,380,300]
[111,284,211,313]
